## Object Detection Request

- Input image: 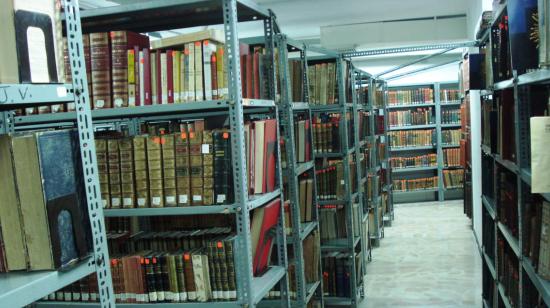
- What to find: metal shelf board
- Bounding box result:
[517,69,550,86]
[251,266,286,305]
[481,144,492,156]
[296,160,315,177]
[443,165,464,170]
[0,258,95,308]
[310,104,341,112]
[318,199,346,206]
[315,152,344,158]
[304,281,321,304]
[248,189,282,211]
[291,102,310,110]
[497,283,513,308]
[494,155,518,173]
[36,302,240,307]
[494,78,515,91]
[519,168,550,203]
[104,204,236,217]
[522,258,550,306]
[444,186,464,191]
[441,144,460,149]
[497,222,520,257]
[390,145,436,151]
[287,221,319,243]
[393,188,439,195]
[386,103,436,109]
[0,84,74,109]
[483,251,496,280]
[320,237,360,251]
[480,89,493,96]
[78,0,270,33]
[482,195,496,220]
[388,124,436,131]
[392,166,437,173]
[439,101,462,106]
[441,123,461,128]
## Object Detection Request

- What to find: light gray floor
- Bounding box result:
[360,200,482,308]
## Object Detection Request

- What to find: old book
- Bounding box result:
[180,48,188,102]
[203,40,217,100]
[96,138,110,208]
[216,45,227,99]
[246,54,253,98]
[253,120,265,194]
[202,131,215,205]
[211,52,218,100]
[175,132,191,206]
[252,198,281,275]
[151,50,158,104]
[531,117,550,193]
[187,43,195,101]
[167,50,174,104]
[172,50,181,103]
[133,136,149,208]
[213,130,232,204]
[539,201,550,280]
[189,131,204,205]
[174,253,188,301]
[110,31,150,108]
[206,240,219,300]
[119,138,135,208]
[263,119,278,193]
[162,133,177,207]
[166,254,178,302]
[0,0,18,83]
[192,251,211,302]
[90,33,112,109]
[194,41,204,100]
[108,139,122,208]
[305,178,314,222]
[147,136,164,207]
[224,235,237,300]
[127,49,136,107]
[183,252,197,301]
[0,135,29,271]
[299,179,307,223]
[160,52,168,104]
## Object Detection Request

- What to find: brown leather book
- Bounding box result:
[175,131,191,206]
[108,139,122,208]
[90,33,112,109]
[133,136,149,208]
[96,138,110,208]
[202,130,214,205]
[147,136,164,207]
[189,131,204,205]
[119,138,135,208]
[162,133,177,207]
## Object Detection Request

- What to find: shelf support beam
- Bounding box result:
[375,47,456,78]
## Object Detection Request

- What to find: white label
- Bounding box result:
[201,144,210,154]
[102,199,107,208]
[91,293,97,301]
[138,198,146,206]
[223,291,230,300]
[172,293,180,302]
[81,293,90,302]
[187,291,196,301]
[166,196,176,203]
[129,97,136,107]
[57,86,68,97]
[179,195,188,204]
[174,93,180,101]
[73,293,81,301]
[152,197,161,206]
[149,292,158,302]
[216,194,226,204]
[64,292,71,301]
[144,293,149,302]
[165,291,173,301]
[95,100,105,108]
[51,105,61,113]
[111,198,121,207]
[340,180,345,185]
[157,291,165,301]
[123,198,133,206]
[229,290,237,299]
[114,98,123,107]
[193,195,202,201]
[180,292,187,302]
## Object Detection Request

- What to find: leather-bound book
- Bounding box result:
[147,136,164,207]
[213,130,232,204]
[119,138,135,208]
[175,132,191,206]
[133,136,149,208]
[95,138,110,208]
[90,32,112,109]
[202,130,215,205]
[107,139,122,208]
[189,131,204,205]
[162,133,177,207]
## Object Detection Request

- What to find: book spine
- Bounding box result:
[119,138,135,208]
[175,132,191,206]
[162,134,177,206]
[142,48,152,105]
[213,130,232,204]
[95,139,110,208]
[189,131,204,205]
[167,50,174,104]
[160,52,168,104]
[107,139,122,208]
[203,131,214,205]
[173,51,181,103]
[127,49,136,107]
[133,136,149,208]
[147,136,164,207]
[111,31,129,108]
[194,41,204,101]
[90,33,112,109]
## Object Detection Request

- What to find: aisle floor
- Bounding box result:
[361,200,482,308]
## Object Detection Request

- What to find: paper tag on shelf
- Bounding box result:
[111,198,120,207]
[137,198,146,207]
[202,144,210,154]
[123,198,132,207]
[193,195,202,201]
[179,195,188,204]
[166,196,176,203]
[216,194,226,204]
[152,197,161,206]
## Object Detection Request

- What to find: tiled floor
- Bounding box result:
[360,200,482,308]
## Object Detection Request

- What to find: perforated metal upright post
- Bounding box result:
[381,81,395,221]
[222,0,254,305]
[63,0,114,306]
[512,78,524,307]
[336,57,359,306]
[434,83,445,201]
[350,68,367,297]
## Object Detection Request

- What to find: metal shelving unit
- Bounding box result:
[477,4,550,304]
[3,1,294,307]
[387,82,463,203]
[0,0,115,306]
[308,53,367,307]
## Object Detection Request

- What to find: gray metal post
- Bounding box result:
[63,0,115,306]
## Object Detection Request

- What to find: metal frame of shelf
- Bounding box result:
[1,1,294,307]
[387,82,463,204]
[477,12,550,305]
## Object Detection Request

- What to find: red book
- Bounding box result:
[246,54,253,99]
[166,50,174,104]
[240,54,247,98]
[156,51,162,104]
[253,52,260,99]
[211,53,218,100]
[263,119,278,193]
[142,48,152,105]
[252,198,281,275]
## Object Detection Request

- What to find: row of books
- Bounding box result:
[441,109,461,124]
[443,148,461,167]
[283,177,315,228]
[440,89,460,103]
[388,108,434,127]
[389,154,437,169]
[285,232,321,300]
[393,176,438,192]
[498,169,519,239]
[388,130,435,148]
[288,60,305,103]
[523,200,550,280]
[441,129,461,145]
[294,119,312,163]
[322,252,362,298]
[319,204,361,243]
[442,169,464,189]
[0,130,92,272]
[482,210,496,262]
[315,161,357,200]
[357,111,372,141]
[365,175,381,201]
[387,88,434,106]
[498,239,519,307]
[312,114,341,154]
[307,62,339,105]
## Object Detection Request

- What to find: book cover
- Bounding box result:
[147,136,164,207]
[252,198,281,275]
[107,139,122,208]
[203,130,215,205]
[119,138,135,208]
[162,133,177,206]
[189,131,204,205]
[90,32,111,109]
[213,130,232,204]
[175,132,191,206]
